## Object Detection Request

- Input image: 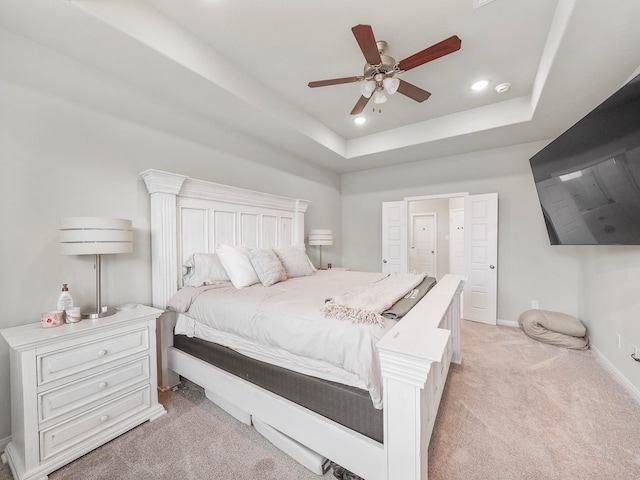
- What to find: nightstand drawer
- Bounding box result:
[39,385,151,461]
[39,356,150,424]
[38,327,149,385]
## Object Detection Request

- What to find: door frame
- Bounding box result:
[382,192,499,325]
[402,193,469,277]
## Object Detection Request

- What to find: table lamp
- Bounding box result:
[60,217,133,318]
[308,229,333,269]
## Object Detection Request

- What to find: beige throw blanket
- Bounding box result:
[321,272,427,326]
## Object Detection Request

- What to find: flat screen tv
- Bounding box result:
[529,72,640,245]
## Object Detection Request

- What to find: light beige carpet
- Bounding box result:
[429,321,640,479]
[1,320,639,479]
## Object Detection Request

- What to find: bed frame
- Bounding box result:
[141,169,464,480]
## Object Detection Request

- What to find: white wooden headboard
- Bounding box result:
[141,169,309,309]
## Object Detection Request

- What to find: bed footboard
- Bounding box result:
[378,274,464,480]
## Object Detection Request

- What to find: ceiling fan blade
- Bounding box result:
[308,76,362,88]
[350,95,372,115]
[352,24,382,65]
[397,35,462,72]
[397,80,431,103]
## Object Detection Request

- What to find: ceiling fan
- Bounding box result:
[308,24,462,115]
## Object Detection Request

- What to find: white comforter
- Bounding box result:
[168,270,398,408]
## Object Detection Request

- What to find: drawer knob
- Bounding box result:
[98,382,107,389]
[97,350,107,357]
[100,415,109,423]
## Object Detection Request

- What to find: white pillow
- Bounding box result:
[274,245,314,278]
[217,245,260,288]
[249,248,287,287]
[182,253,230,287]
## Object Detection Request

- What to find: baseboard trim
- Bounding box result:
[590,344,640,406]
[497,318,519,328]
[0,435,10,453]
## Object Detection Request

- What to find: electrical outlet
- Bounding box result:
[531,300,539,309]
[617,333,622,349]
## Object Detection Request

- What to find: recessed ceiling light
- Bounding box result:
[354,116,367,125]
[470,79,490,91]
[495,82,511,93]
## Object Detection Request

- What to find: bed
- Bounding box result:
[141,169,464,480]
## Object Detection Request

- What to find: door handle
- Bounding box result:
[490,265,495,269]
[383,259,388,263]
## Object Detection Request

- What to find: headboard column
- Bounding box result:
[293,200,307,245]
[141,170,188,309]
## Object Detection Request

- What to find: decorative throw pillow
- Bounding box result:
[249,248,287,287]
[182,253,230,287]
[217,245,260,288]
[273,245,314,278]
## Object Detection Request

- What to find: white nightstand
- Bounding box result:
[0,305,167,480]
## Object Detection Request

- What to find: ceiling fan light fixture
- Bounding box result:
[383,77,400,95]
[360,80,376,98]
[308,24,462,114]
[373,89,387,104]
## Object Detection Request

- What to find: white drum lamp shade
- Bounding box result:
[308,229,333,269]
[60,217,133,318]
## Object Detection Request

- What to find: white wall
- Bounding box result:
[341,142,582,324]
[0,80,342,442]
[577,248,640,398]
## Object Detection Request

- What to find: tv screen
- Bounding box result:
[529,73,640,245]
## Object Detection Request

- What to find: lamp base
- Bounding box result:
[82,306,117,319]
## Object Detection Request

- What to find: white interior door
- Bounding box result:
[409,213,436,277]
[449,208,465,275]
[463,193,498,325]
[381,201,407,273]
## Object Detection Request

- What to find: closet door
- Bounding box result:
[463,193,498,325]
[381,201,407,273]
